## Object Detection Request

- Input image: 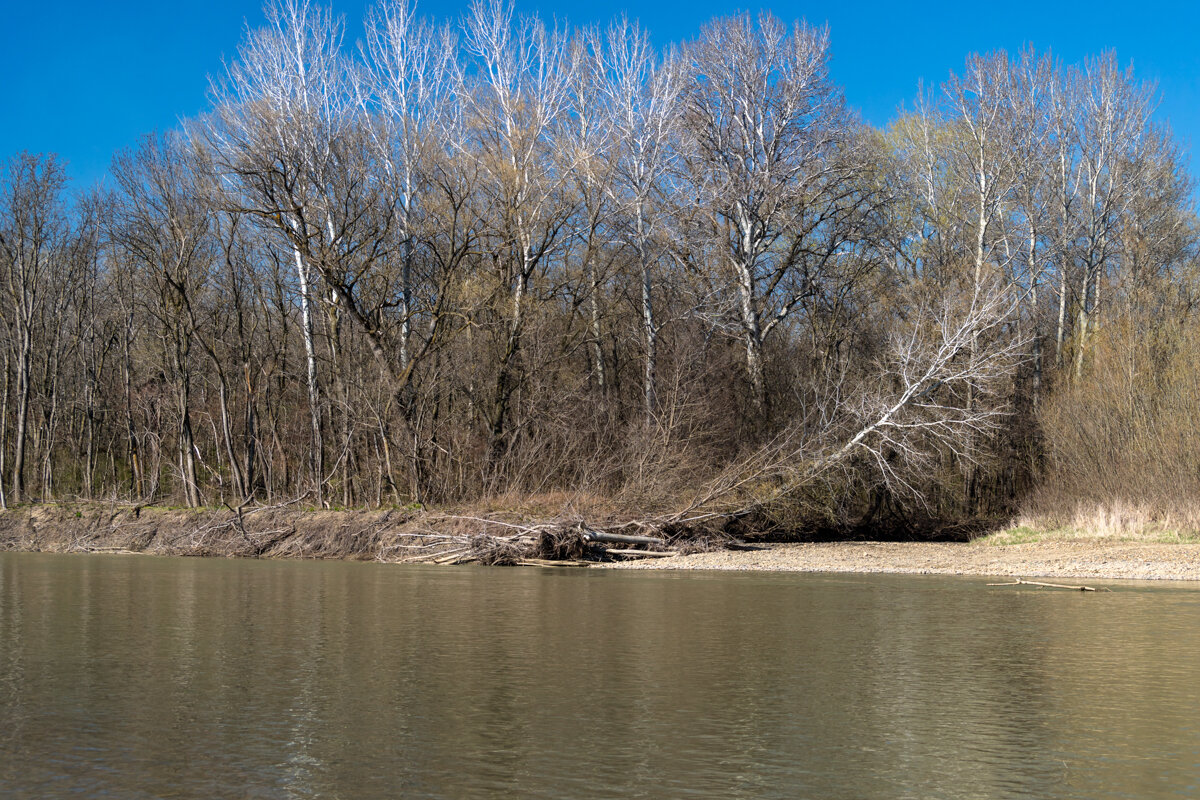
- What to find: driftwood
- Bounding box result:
[381,517,687,566]
[987,578,1110,592]
[581,529,666,546]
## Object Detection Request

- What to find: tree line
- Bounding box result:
[0,0,1194,534]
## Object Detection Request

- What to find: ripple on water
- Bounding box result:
[1,556,1199,799]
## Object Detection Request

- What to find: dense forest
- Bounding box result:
[0,0,1196,537]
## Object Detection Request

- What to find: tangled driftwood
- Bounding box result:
[388,518,697,566]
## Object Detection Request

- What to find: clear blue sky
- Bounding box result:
[3,0,1198,191]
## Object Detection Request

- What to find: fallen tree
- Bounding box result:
[384,282,1029,564]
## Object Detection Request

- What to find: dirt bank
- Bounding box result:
[605,540,1200,581]
[5,505,1200,581]
[0,504,420,560]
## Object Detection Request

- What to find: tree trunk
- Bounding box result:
[640,241,656,424]
[179,377,201,508]
[11,329,30,503]
[294,246,324,505]
[1055,254,1069,367]
[0,350,9,510]
[1074,265,1092,380]
[1028,222,1042,407]
[735,271,767,418]
[123,319,143,499]
[84,370,96,499]
[490,259,529,461]
[217,374,245,501]
[242,360,258,499]
[588,257,605,394]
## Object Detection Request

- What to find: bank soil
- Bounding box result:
[0,505,429,560]
[3,505,1199,581]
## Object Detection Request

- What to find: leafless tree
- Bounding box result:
[672,280,1028,523]
[0,153,69,504]
[357,0,460,381]
[1006,48,1056,401]
[562,26,617,396]
[109,134,213,507]
[1069,54,1157,378]
[205,0,351,505]
[460,0,576,463]
[598,18,682,422]
[682,13,871,419]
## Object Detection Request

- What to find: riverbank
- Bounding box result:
[0,504,416,560]
[606,540,1200,581]
[3,503,1200,581]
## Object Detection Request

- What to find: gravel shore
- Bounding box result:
[606,540,1200,581]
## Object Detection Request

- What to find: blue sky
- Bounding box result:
[3,0,1197,191]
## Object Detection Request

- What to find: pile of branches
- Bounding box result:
[380,517,733,566]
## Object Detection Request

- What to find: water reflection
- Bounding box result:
[1,554,1199,798]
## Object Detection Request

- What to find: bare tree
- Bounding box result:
[109,134,213,507]
[942,53,1023,293]
[1006,48,1056,402]
[0,153,69,503]
[206,0,351,505]
[682,13,870,420]
[358,0,460,380]
[71,191,115,500]
[563,26,617,396]
[675,281,1028,523]
[460,0,576,463]
[1070,54,1157,377]
[598,18,682,422]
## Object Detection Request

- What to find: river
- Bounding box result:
[2,553,1198,798]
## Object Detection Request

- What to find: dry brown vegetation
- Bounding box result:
[0,497,728,564]
[1019,311,1200,540]
[1,2,1197,553]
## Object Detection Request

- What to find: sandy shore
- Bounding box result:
[606,540,1200,581]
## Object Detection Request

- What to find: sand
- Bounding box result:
[605,540,1200,581]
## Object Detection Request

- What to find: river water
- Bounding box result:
[1,553,1199,799]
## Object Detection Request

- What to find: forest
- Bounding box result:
[0,0,1196,540]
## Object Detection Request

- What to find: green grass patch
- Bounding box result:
[977,524,1200,546]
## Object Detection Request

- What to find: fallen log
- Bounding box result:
[606,548,678,558]
[582,530,665,546]
[726,542,770,551]
[986,578,1108,592]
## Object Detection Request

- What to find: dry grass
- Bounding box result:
[464,490,624,522]
[999,316,1200,547]
[982,500,1200,545]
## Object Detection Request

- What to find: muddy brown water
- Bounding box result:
[2,553,1199,799]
